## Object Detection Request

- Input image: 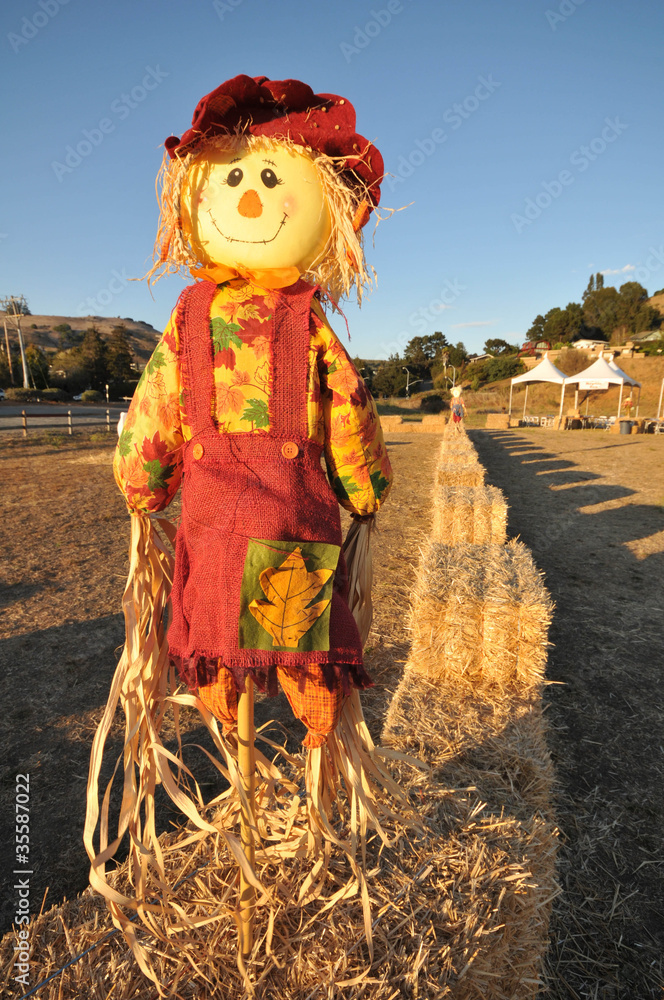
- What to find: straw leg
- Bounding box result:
[237,678,256,958]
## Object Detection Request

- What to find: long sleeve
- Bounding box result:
[310,306,393,516]
[112,314,185,514]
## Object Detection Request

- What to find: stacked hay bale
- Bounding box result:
[383,423,558,998]
[432,425,507,543]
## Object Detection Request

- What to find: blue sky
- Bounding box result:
[1,0,663,359]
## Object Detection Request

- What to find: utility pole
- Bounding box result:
[1,295,31,389]
[3,318,14,384]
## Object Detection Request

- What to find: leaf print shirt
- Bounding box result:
[114,279,392,517]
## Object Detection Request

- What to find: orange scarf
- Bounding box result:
[190,262,301,289]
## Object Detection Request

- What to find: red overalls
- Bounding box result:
[167,280,370,745]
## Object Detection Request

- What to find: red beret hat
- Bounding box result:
[165,75,383,211]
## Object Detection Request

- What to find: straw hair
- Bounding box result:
[148,132,377,304]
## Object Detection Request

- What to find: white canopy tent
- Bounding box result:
[562,354,641,420]
[508,353,566,421]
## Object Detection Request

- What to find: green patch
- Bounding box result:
[241,398,269,428]
[238,539,340,653]
[145,348,167,376]
[117,427,133,457]
[370,470,390,500]
[144,458,174,491]
[210,317,243,354]
[332,474,360,501]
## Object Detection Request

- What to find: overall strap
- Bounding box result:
[176,280,219,437]
[271,280,318,440]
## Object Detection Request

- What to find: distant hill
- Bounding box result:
[0,313,161,365]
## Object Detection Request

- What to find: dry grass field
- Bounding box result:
[1,425,663,996]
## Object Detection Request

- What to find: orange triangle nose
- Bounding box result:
[237,189,263,218]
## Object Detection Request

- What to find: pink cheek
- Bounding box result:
[282,194,297,215]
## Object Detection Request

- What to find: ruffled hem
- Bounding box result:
[170,653,373,698]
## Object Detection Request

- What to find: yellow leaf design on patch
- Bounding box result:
[248,547,332,648]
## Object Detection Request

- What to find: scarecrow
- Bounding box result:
[85,75,412,973]
[450,385,467,425]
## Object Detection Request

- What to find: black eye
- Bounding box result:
[227,167,243,187]
[261,168,280,189]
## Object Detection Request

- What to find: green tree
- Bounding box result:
[372,355,408,397]
[525,314,546,342]
[106,324,135,381]
[80,325,108,389]
[0,294,31,316]
[466,355,524,385]
[484,338,519,356]
[582,285,621,337]
[0,349,20,388]
[49,348,89,393]
[403,331,449,379]
[25,345,49,389]
[542,303,589,344]
[352,357,374,393]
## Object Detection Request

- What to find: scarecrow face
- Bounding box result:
[182,144,332,273]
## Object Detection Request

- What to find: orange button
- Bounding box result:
[281,441,299,459]
[192,442,204,460]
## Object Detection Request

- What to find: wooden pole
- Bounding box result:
[658,377,664,420]
[237,678,256,958]
[3,320,14,385]
[557,382,565,429]
[21,410,27,437]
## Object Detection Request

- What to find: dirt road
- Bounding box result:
[471,428,664,999]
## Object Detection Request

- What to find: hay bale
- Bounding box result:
[379,414,405,432]
[486,413,510,429]
[410,543,486,685]
[420,413,447,431]
[431,484,508,546]
[382,670,558,1000]
[0,698,557,1000]
[435,462,485,488]
[409,541,552,693]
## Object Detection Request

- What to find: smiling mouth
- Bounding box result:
[207,210,288,245]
